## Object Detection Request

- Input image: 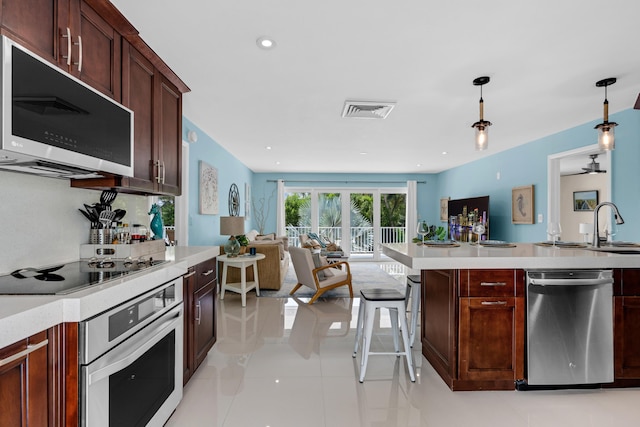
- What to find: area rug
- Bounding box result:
[260,261,407,299]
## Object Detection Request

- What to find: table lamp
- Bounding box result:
[579,223,592,244]
[220,216,244,257]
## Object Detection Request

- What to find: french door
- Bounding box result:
[284,187,407,261]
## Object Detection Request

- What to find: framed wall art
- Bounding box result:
[512,185,534,224]
[199,161,218,215]
[573,190,598,211]
[440,197,450,221]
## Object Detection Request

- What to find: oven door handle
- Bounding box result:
[87,305,182,386]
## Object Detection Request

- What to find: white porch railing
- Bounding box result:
[285,226,406,254]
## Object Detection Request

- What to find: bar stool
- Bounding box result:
[405,274,421,347]
[352,289,415,383]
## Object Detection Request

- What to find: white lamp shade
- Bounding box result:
[579,223,592,234]
[220,216,245,236]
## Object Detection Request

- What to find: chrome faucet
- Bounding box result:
[592,202,625,247]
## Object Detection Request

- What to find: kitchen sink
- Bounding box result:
[587,243,640,254]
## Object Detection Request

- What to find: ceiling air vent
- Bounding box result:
[341,101,396,119]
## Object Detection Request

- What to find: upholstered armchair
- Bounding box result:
[289,247,353,304]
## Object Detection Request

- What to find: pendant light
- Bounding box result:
[471,76,492,151]
[594,77,617,151]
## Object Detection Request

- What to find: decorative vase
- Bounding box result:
[224,237,241,257]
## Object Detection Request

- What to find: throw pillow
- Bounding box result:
[319,256,335,277]
[256,233,276,241]
[245,229,259,242]
[307,232,327,248]
[311,253,326,280]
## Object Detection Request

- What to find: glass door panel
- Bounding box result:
[350,193,373,258]
[318,192,342,246]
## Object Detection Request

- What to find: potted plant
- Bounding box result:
[236,234,249,253]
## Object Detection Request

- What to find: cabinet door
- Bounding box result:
[182,268,196,385]
[194,281,216,369]
[614,296,640,378]
[156,75,182,196]
[121,41,157,192]
[0,331,49,427]
[421,270,457,382]
[0,0,70,66]
[458,297,524,381]
[67,0,121,100]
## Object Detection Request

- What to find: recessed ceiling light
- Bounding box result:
[256,36,276,50]
[417,163,422,167]
[442,151,448,155]
[276,161,280,165]
[266,146,272,150]
[360,152,368,155]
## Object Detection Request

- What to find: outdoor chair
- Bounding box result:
[289,247,353,304]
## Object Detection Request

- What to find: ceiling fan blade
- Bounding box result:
[635,93,640,109]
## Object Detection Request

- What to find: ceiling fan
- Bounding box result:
[580,154,606,175]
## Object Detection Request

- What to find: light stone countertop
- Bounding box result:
[0,245,219,348]
[382,242,640,270]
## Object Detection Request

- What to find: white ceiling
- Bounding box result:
[110,0,640,175]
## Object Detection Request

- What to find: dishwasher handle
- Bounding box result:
[528,277,613,287]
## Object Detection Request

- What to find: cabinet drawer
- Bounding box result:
[195,258,217,288]
[460,269,516,297]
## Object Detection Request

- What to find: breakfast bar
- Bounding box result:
[382,242,640,391]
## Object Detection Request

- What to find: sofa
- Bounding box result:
[218,230,289,290]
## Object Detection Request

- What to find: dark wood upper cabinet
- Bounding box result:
[69,0,122,100]
[0,0,69,67]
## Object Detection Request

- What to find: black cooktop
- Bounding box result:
[0,259,168,295]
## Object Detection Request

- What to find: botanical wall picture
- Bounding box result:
[512,185,534,224]
[199,161,218,215]
[440,197,450,221]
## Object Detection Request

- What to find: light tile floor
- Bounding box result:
[167,263,640,427]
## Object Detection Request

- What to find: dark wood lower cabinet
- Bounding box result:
[0,323,78,427]
[421,269,524,391]
[614,296,640,379]
[458,296,524,387]
[183,258,217,385]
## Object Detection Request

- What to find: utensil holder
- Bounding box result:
[89,229,113,244]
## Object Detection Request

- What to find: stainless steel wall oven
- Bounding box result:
[79,278,183,427]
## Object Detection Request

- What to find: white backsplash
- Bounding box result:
[0,171,151,274]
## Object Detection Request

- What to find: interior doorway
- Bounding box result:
[547,144,611,241]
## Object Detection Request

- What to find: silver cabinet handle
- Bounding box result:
[62,27,72,66]
[0,339,48,367]
[202,269,214,277]
[196,301,201,325]
[162,161,166,184]
[481,301,507,305]
[155,160,162,183]
[73,35,83,72]
[480,282,506,286]
[183,271,196,279]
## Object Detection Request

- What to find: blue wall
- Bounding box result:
[183,117,253,246]
[434,108,640,242]
[185,108,640,245]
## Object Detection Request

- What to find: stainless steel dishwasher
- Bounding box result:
[525,269,614,386]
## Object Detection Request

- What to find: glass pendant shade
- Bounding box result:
[471,77,491,151]
[594,78,618,151]
[474,125,489,151]
[596,123,616,151]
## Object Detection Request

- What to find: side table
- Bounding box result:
[218,253,266,307]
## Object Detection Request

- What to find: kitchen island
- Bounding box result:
[382,242,640,391]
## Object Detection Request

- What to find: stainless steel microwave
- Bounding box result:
[0,36,133,179]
